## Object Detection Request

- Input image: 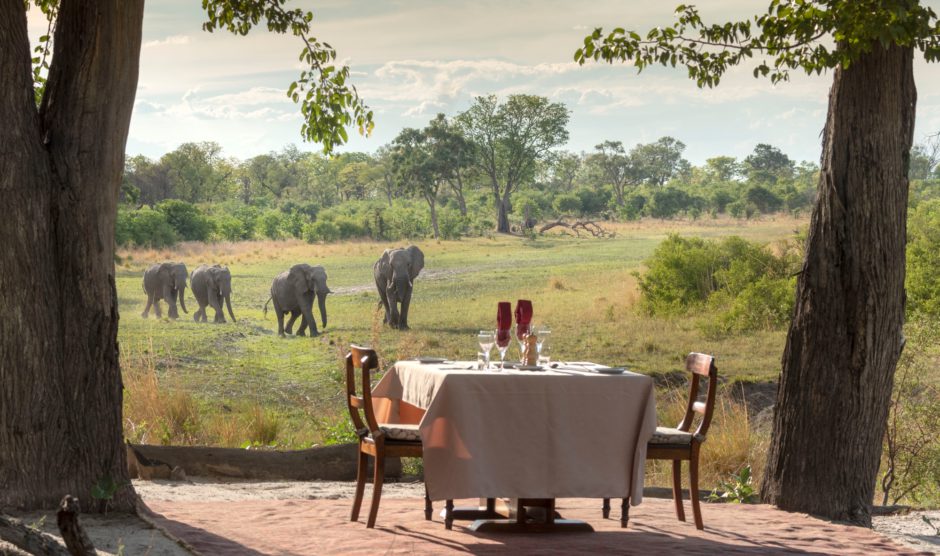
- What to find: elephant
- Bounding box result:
[266,264,331,337]
[374,245,424,330]
[141,262,189,320]
[190,265,237,323]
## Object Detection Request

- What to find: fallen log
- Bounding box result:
[0,511,70,556]
[131,442,400,481]
[538,219,615,238]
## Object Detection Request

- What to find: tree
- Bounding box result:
[631,136,690,186]
[161,141,226,203]
[1,0,369,511]
[704,156,741,182]
[588,140,638,206]
[427,114,474,217]
[457,95,569,233]
[744,143,795,184]
[577,0,940,525]
[390,127,444,238]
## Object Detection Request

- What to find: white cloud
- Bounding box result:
[143,35,191,48]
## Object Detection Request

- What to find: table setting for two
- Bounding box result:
[366,300,656,532]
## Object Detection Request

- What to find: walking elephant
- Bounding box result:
[141,262,189,320]
[374,245,424,330]
[266,264,331,337]
[190,265,236,323]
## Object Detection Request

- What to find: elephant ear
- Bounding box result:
[289,264,311,294]
[206,266,222,289]
[375,250,392,279]
[158,262,175,280]
[406,246,424,279]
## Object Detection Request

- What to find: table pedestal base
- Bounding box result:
[439,498,504,522]
[468,498,594,533]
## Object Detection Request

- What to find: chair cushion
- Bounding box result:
[649,426,705,445]
[378,423,422,442]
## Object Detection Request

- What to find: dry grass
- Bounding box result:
[646,385,768,490]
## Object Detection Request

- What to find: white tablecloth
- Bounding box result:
[372,362,656,503]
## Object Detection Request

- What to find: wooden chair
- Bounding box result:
[603,352,717,530]
[345,345,445,528]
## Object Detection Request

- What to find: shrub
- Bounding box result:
[906,199,940,316]
[258,209,284,240]
[745,186,783,213]
[437,207,468,240]
[303,220,339,243]
[116,207,178,247]
[334,216,367,239]
[648,187,691,219]
[575,186,609,215]
[384,203,429,239]
[553,193,581,215]
[156,199,212,241]
[637,234,799,332]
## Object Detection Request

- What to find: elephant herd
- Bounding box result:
[139,246,425,336]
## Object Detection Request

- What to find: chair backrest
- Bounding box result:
[676,352,718,439]
[345,344,381,439]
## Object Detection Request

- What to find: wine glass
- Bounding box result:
[477,330,495,370]
[495,328,511,371]
[536,327,551,365]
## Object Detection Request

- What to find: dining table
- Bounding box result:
[371,359,657,532]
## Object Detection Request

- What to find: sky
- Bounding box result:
[30,1,940,165]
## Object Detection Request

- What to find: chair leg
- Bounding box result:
[424,485,432,521]
[690,452,704,530]
[602,497,611,519]
[444,499,454,530]
[620,497,629,528]
[672,459,686,522]
[366,456,385,528]
[350,450,368,522]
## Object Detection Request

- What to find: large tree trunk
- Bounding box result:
[0,1,144,511]
[761,43,915,526]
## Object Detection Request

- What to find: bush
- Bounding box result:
[156,199,212,241]
[258,209,284,240]
[553,193,581,215]
[437,207,468,240]
[648,187,691,219]
[384,203,429,239]
[906,199,940,316]
[334,216,367,239]
[637,234,799,332]
[745,186,783,213]
[116,207,178,247]
[575,186,609,215]
[303,220,339,243]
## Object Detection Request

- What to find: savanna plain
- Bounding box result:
[119,217,805,492]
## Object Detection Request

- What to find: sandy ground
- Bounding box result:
[4,479,935,554]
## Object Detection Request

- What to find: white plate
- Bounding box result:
[416,357,447,364]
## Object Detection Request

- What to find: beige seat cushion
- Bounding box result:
[378,423,421,442]
[649,426,705,445]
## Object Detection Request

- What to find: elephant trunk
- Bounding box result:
[178,287,188,314]
[317,290,328,329]
[225,293,236,323]
[393,276,410,303]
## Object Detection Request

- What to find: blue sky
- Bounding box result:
[33,1,940,164]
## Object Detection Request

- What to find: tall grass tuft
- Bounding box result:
[646,385,768,490]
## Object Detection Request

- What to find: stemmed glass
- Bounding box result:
[477,331,495,370]
[536,327,551,365]
[495,329,511,371]
[515,323,530,361]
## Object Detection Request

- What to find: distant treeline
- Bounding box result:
[118,95,940,247]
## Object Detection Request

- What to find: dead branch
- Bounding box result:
[56,496,97,556]
[538,219,615,238]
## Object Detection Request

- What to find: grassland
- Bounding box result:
[118,217,805,485]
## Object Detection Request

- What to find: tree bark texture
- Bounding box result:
[0,0,144,511]
[761,44,915,526]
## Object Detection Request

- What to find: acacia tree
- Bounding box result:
[0,0,369,511]
[577,0,940,525]
[458,95,569,233]
[588,140,638,206]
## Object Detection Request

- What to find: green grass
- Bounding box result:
[118,217,804,449]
